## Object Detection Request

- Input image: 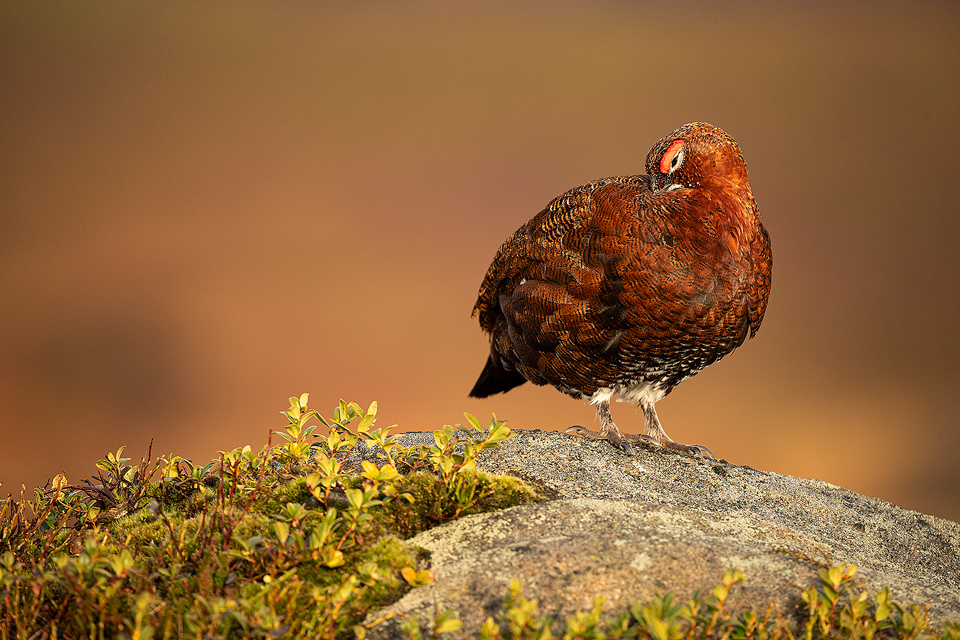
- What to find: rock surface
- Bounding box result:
[355,429,960,635]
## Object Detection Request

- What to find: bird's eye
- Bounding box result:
[660,140,685,175]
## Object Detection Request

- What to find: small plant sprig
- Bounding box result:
[0,442,168,559]
[425,414,513,480]
[421,417,513,521]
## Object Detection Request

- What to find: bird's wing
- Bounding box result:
[473,176,648,393]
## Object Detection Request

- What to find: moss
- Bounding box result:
[364,468,537,541]
[255,475,313,515]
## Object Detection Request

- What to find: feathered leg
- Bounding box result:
[564,398,635,455]
[639,401,714,458]
[565,398,714,458]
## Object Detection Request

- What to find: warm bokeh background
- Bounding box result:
[2,2,958,521]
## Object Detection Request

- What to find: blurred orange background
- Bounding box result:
[2,2,958,521]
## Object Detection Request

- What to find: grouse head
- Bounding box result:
[646,122,750,194]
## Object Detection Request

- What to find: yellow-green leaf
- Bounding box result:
[436,618,461,634]
[345,487,363,509]
[357,413,376,433]
[325,549,344,568]
[274,521,290,545]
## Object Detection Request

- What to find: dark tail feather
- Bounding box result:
[469,356,527,397]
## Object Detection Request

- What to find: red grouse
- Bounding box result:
[470,123,772,457]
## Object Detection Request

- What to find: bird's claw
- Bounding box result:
[563,425,587,437]
[690,444,715,459]
[662,441,716,459]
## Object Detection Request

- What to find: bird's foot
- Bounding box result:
[563,426,714,458]
[564,425,635,455]
[658,439,715,459]
[621,434,714,459]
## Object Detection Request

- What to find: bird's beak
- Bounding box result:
[650,174,684,193]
